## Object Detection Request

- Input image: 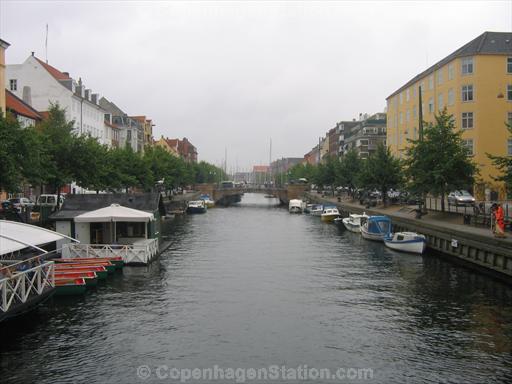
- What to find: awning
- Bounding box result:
[74,204,154,223]
[0,220,77,256]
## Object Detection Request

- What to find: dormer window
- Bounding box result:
[9,79,17,91]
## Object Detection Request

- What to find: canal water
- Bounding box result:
[2,193,512,383]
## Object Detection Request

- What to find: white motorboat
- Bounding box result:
[342,213,369,233]
[320,207,341,222]
[310,204,324,216]
[187,200,207,214]
[289,199,304,214]
[384,232,427,254]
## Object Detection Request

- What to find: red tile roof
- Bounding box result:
[5,90,42,120]
[35,57,71,81]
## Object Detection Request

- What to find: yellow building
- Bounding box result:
[131,115,154,148]
[386,31,512,200]
[154,136,179,157]
[0,38,10,115]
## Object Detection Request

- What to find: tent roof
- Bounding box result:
[0,220,74,256]
[74,204,154,223]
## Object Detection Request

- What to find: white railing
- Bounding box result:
[62,238,159,265]
[0,258,55,315]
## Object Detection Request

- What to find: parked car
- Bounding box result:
[9,197,35,212]
[447,190,475,206]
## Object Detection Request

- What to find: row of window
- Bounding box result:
[395,57,512,106]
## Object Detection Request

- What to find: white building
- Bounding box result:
[6,53,108,145]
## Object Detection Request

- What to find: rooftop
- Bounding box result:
[34,56,71,81]
[5,90,42,120]
[387,31,512,99]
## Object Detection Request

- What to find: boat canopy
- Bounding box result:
[74,204,154,223]
[0,220,77,255]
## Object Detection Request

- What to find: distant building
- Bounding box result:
[0,38,9,115]
[304,145,320,165]
[343,113,387,158]
[155,136,180,156]
[5,89,42,127]
[336,120,359,157]
[7,53,106,144]
[270,157,303,175]
[100,97,142,152]
[178,137,198,163]
[252,165,270,184]
[131,115,154,148]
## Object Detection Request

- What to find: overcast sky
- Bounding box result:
[1,0,510,169]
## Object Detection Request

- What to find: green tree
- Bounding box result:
[0,114,25,192]
[405,109,477,211]
[39,103,76,206]
[69,135,110,192]
[487,122,512,192]
[358,143,403,205]
[337,149,362,198]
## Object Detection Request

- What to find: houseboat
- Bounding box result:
[360,216,392,241]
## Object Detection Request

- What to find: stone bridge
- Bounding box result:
[194,184,309,206]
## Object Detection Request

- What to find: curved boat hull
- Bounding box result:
[342,218,361,233]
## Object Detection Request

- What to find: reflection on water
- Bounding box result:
[1,194,512,383]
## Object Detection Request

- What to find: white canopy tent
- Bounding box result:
[0,220,78,256]
[74,204,154,223]
[74,204,154,243]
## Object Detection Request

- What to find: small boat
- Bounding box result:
[289,199,304,214]
[187,200,207,214]
[54,277,87,296]
[199,194,215,208]
[384,232,427,254]
[54,265,109,280]
[310,204,324,216]
[360,215,392,241]
[55,271,98,287]
[342,213,369,233]
[321,207,341,222]
[58,257,124,269]
[55,260,116,274]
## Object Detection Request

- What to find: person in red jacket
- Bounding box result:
[495,203,506,238]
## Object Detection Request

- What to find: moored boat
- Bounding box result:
[289,199,305,214]
[55,260,116,274]
[54,277,87,296]
[54,271,99,287]
[199,194,215,208]
[342,213,369,233]
[384,232,427,254]
[360,216,392,241]
[320,207,341,222]
[187,200,207,214]
[55,265,109,280]
[310,204,324,216]
[58,257,124,269]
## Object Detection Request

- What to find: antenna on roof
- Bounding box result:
[45,23,48,63]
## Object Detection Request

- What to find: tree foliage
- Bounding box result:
[487,122,512,191]
[404,109,477,211]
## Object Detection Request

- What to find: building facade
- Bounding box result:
[0,39,9,115]
[343,113,387,158]
[131,115,154,148]
[6,54,106,144]
[154,136,180,156]
[99,97,142,151]
[386,31,512,199]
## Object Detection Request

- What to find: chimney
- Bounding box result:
[22,86,32,106]
[31,51,34,56]
[91,93,99,104]
[85,89,91,101]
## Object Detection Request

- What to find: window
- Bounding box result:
[448,88,454,106]
[448,63,455,80]
[437,69,443,85]
[462,139,474,155]
[413,105,417,118]
[9,79,17,91]
[406,89,410,102]
[406,109,410,122]
[438,93,444,110]
[429,75,434,90]
[461,57,474,75]
[508,57,512,73]
[399,93,403,104]
[462,85,473,102]
[508,85,512,101]
[508,112,512,126]
[399,112,403,124]
[461,112,474,129]
[428,98,434,113]
[508,139,512,155]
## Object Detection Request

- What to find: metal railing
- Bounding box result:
[0,256,55,315]
[62,238,159,265]
[425,197,511,221]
